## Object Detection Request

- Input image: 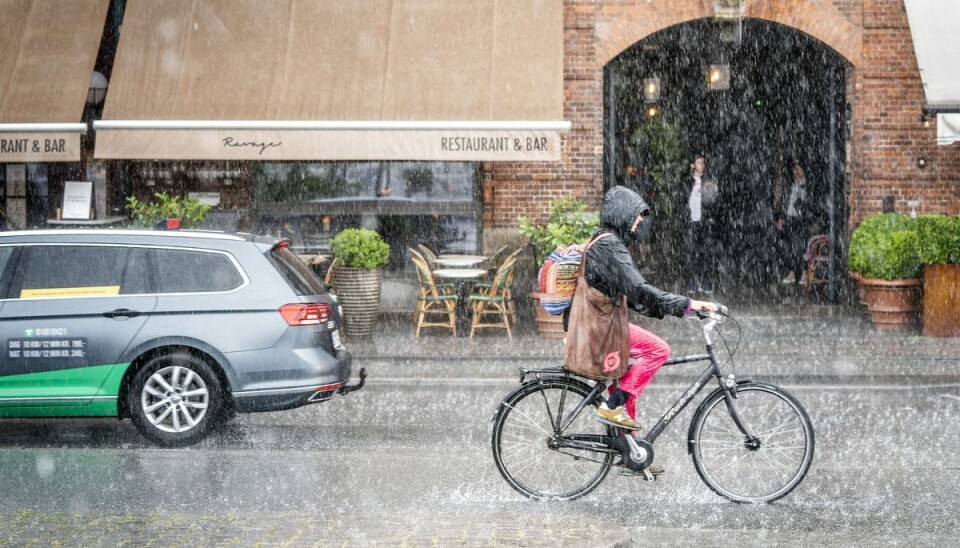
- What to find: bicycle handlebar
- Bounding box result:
[695,304,728,321]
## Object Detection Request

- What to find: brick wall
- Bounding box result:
[485,0,960,240]
[850,0,960,224]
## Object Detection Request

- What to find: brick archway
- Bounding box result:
[597,1,862,68]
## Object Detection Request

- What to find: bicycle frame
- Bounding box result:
[518,312,758,459]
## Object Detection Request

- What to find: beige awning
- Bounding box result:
[94,0,567,161]
[0,0,109,162]
[905,0,960,145]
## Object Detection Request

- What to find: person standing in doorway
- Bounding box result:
[777,162,809,285]
[685,155,719,294]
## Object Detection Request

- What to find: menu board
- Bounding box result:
[61,181,93,220]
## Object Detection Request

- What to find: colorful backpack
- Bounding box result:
[537,244,587,315]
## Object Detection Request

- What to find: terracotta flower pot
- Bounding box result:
[529,291,566,339]
[331,266,382,339]
[849,271,867,307]
[860,277,921,332]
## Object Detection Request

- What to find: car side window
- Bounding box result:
[151,249,243,293]
[15,245,127,299]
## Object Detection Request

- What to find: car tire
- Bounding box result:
[127,352,225,447]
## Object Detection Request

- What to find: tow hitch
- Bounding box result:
[338,368,367,395]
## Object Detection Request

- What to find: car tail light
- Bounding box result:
[279,303,331,326]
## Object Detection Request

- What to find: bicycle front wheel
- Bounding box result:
[492,377,613,500]
[690,382,815,503]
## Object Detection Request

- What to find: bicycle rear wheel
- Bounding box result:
[690,382,815,503]
[491,377,613,500]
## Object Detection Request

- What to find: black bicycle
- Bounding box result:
[491,307,815,503]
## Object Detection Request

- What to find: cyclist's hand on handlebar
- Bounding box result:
[690,300,719,314]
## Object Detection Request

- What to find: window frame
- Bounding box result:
[0,243,250,301]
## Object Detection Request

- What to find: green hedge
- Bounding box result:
[126,192,210,229]
[847,213,920,280]
[916,214,960,265]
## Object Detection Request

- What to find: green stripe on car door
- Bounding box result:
[0,363,130,400]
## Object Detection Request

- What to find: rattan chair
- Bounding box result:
[484,245,509,277]
[411,255,458,337]
[468,257,516,338]
[501,247,523,323]
[416,244,438,269]
[323,257,338,286]
[803,234,831,299]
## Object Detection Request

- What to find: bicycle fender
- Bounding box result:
[685,378,757,454]
[491,376,598,422]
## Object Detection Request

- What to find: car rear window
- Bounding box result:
[269,246,326,296]
[151,248,244,293]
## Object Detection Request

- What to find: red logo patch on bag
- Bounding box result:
[603,351,621,373]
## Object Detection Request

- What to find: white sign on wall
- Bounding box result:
[61,181,94,220]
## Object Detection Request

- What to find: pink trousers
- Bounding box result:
[609,323,671,419]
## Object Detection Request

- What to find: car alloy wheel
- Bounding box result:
[140,365,210,433]
[128,352,225,446]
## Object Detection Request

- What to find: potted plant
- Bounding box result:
[917,214,960,336]
[518,198,599,338]
[847,213,922,331]
[126,191,211,228]
[329,228,391,338]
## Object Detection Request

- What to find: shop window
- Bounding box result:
[253,162,481,270]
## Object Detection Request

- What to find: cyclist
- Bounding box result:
[579,186,717,431]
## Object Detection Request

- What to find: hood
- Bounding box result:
[600,186,650,241]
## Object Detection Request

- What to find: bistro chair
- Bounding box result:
[409,248,453,321]
[416,244,439,269]
[483,245,509,277]
[474,247,522,324]
[803,234,831,299]
[468,257,516,339]
[501,247,523,323]
[411,255,458,337]
[323,257,338,287]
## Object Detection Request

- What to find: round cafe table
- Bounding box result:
[433,255,487,268]
[432,268,488,336]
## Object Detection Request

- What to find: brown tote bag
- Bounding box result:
[564,233,631,380]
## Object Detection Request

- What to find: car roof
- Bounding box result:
[0,229,273,245]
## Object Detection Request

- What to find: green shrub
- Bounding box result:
[916,214,960,265]
[518,197,599,265]
[847,213,920,280]
[126,192,210,228]
[330,229,390,270]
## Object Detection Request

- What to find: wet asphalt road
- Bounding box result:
[1,375,959,546]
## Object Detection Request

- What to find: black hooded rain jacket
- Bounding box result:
[584,186,690,320]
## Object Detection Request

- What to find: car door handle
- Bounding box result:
[103,308,141,319]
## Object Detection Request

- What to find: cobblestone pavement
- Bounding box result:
[1,510,629,547]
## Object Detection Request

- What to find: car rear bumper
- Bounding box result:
[230,348,359,413]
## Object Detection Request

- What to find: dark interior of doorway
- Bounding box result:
[604,19,848,303]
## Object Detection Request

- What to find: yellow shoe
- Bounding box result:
[595,403,641,429]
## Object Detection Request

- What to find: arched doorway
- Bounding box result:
[603,19,850,303]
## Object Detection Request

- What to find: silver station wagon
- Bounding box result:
[0,229,362,446]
